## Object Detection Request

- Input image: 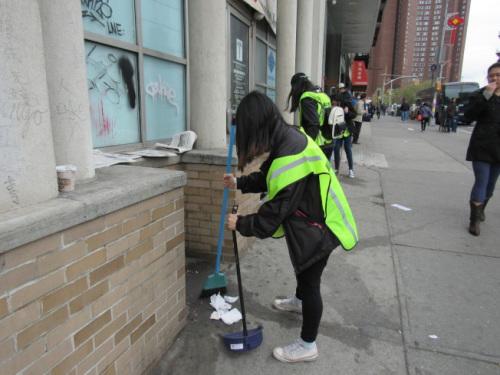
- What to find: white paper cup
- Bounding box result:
[56,165,77,192]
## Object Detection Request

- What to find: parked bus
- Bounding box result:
[435,81,480,125]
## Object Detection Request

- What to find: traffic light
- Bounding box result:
[436,80,442,92]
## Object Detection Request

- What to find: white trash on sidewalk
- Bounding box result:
[209,293,241,325]
[391,203,413,212]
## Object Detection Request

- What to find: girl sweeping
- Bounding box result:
[224,91,358,363]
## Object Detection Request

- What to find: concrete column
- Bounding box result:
[0,0,58,212]
[188,0,227,149]
[39,0,95,181]
[310,0,327,87]
[295,0,314,77]
[276,0,297,123]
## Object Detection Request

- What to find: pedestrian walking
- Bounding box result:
[400,98,410,122]
[419,102,432,131]
[286,72,333,159]
[447,98,458,132]
[464,62,500,236]
[224,91,358,363]
[330,97,356,178]
[353,93,366,144]
[376,105,381,120]
[337,82,353,107]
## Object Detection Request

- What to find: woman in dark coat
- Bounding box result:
[464,62,500,236]
[224,91,358,363]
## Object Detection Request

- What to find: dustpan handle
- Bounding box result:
[231,204,247,336]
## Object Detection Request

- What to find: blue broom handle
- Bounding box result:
[215,124,236,273]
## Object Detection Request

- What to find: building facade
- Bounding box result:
[368,0,470,95]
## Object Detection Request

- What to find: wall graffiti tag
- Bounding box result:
[85,42,140,146]
[81,0,124,36]
[4,176,20,205]
[86,45,136,109]
[145,75,179,114]
[0,75,48,140]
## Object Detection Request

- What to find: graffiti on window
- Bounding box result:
[85,42,140,146]
[145,75,179,115]
[81,0,124,36]
[86,45,136,109]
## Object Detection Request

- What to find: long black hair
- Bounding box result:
[286,72,315,113]
[235,91,284,170]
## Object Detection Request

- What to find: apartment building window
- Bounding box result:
[81,0,187,148]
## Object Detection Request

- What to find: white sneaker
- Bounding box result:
[273,296,302,314]
[273,339,319,363]
[349,170,355,178]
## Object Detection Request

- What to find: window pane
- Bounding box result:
[143,56,186,140]
[85,42,140,147]
[142,0,185,57]
[269,32,276,47]
[256,20,267,40]
[267,48,276,89]
[81,0,136,44]
[255,40,267,85]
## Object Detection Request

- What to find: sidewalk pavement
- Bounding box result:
[151,116,500,375]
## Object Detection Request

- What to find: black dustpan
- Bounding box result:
[222,205,263,352]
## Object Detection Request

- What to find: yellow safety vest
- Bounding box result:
[299,91,332,146]
[266,136,358,250]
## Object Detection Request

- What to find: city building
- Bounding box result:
[368,0,471,96]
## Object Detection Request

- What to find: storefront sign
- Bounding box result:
[230,16,249,113]
[351,60,368,86]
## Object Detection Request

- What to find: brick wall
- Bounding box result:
[169,156,264,262]
[0,189,185,375]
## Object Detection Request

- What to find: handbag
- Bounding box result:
[417,114,423,121]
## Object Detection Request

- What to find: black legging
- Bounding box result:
[295,255,330,342]
[421,117,429,131]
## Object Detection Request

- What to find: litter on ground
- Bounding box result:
[209,293,242,325]
[391,203,413,211]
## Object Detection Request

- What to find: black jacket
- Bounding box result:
[300,97,320,140]
[465,89,500,163]
[236,122,339,273]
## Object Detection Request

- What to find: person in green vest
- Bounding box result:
[286,72,333,159]
[224,91,358,363]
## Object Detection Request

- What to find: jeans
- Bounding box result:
[332,136,353,170]
[401,110,409,121]
[447,116,457,132]
[470,161,500,202]
[296,255,330,342]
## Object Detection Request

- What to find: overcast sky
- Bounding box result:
[461,0,500,85]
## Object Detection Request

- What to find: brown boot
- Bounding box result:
[479,198,489,222]
[469,201,482,236]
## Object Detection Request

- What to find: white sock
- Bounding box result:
[299,338,316,349]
